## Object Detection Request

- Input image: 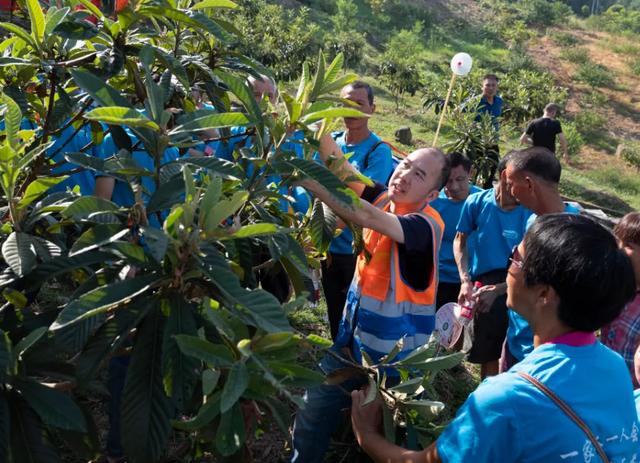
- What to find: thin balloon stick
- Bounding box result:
[432,72,456,147]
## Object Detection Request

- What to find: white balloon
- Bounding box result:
[450,52,473,76]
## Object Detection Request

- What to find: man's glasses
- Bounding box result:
[507,246,523,271]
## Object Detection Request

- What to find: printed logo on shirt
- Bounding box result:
[503,230,519,241]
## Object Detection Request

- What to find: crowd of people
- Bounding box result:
[20,70,640,462]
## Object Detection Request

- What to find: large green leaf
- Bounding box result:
[121,309,173,463]
[50,274,162,331]
[16,380,86,432]
[310,198,336,254]
[22,251,113,288]
[44,7,70,37]
[18,177,67,211]
[13,327,47,363]
[394,351,464,372]
[172,391,221,431]
[26,0,46,44]
[198,245,292,333]
[0,23,38,49]
[215,401,245,457]
[140,227,169,262]
[162,296,199,411]
[84,107,160,130]
[0,93,22,150]
[215,70,262,122]
[318,72,359,96]
[64,152,106,173]
[61,196,120,221]
[176,156,240,179]
[69,224,129,256]
[169,112,250,135]
[1,232,37,277]
[204,191,248,232]
[220,361,248,414]
[174,335,234,367]
[146,175,185,213]
[69,70,132,108]
[192,0,238,9]
[301,107,368,124]
[229,223,289,239]
[9,397,60,463]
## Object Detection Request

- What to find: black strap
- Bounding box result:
[518,372,609,463]
[362,140,385,172]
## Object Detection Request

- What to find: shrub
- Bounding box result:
[580,91,609,108]
[574,110,607,136]
[560,47,591,64]
[553,32,581,47]
[620,142,640,171]
[575,62,615,88]
[561,120,585,157]
[325,30,366,68]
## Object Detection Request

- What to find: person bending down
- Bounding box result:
[351,214,639,462]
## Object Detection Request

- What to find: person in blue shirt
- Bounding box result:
[454,152,532,379]
[476,73,503,189]
[321,80,394,340]
[431,152,482,309]
[501,146,581,371]
[350,213,639,463]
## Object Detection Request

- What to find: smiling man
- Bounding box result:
[291,135,449,463]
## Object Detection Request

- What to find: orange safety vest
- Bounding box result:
[354,192,444,306]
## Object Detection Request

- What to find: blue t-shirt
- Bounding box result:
[507,204,581,361]
[0,119,98,196]
[329,131,393,255]
[477,95,503,130]
[431,185,483,283]
[437,341,640,462]
[97,131,180,225]
[635,389,640,419]
[456,188,532,279]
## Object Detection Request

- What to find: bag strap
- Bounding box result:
[362,140,385,171]
[518,372,609,463]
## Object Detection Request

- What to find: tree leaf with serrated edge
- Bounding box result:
[0,93,22,150]
[18,177,67,211]
[198,245,291,333]
[389,377,424,395]
[296,61,310,101]
[363,375,378,405]
[0,22,38,50]
[323,52,344,89]
[140,227,168,262]
[192,0,237,9]
[169,112,250,135]
[69,224,128,257]
[215,401,245,456]
[146,174,185,213]
[177,156,240,179]
[16,380,86,432]
[162,296,199,412]
[2,232,37,277]
[75,0,103,20]
[62,196,120,221]
[319,73,359,96]
[266,361,325,388]
[252,333,294,353]
[25,0,45,44]
[220,361,248,414]
[229,223,289,239]
[171,391,221,431]
[44,7,69,37]
[84,106,160,130]
[64,152,106,174]
[301,107,368,124]
[22,251,112,289]
[139,5,202,29]
[282,93,302,124]
[215,70,262,122]
[391,341,437,365]
[174,335,234,367]
[309,50,326,102]
[306,334,332,348]
[14,327,46,363]
[203,369,220,396]
[50,274,161,331]
[9,396,60,463]
[394,351,464,372]
[278,157,355,206]
[309,199,336,254]
[121,309,173,463]
[205,191,248,231]
[199,176,222,227]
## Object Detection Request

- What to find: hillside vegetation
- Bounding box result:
[231,0,640,213]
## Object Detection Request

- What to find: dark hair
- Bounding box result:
[544,103,560,115]
[448,151,472,173]
[523,214,636,332]
[614,212,640,245]
[344,80,374,106]
[497,150,517,174]
[506,146,561,184]
[483,74,499,83]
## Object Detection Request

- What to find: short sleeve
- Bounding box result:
[398,214,431,252]
[436,378,520,463]
[456,193,479,234]
[555,120,563,134]
[361,142,393,185]
[525,121,534,135]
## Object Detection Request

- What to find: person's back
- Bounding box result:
[526,117,562,153]
[438,341,638,461]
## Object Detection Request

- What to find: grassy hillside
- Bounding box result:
[234,0,640,213]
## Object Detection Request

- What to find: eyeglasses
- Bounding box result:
[507,245,523,271]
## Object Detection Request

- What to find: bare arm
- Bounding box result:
[519,132,532,146]
[94,176,115,200]
[351,389,441,463]
[557,133,569,161]
[453,231,474,304]
[298,178,406,243]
